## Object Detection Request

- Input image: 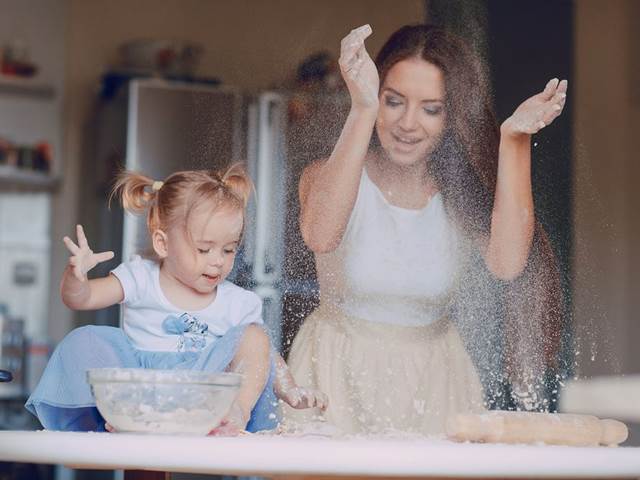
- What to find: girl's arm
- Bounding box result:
[300,24,379,254]
[483,78,567,280]
[274,353,328,410]
[61,224,123,310]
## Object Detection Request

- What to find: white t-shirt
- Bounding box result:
[111,256,263,352]
[316,169,466,326]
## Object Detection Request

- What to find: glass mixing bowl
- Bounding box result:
[87,368,242,435]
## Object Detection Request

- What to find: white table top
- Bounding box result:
[1,430,640,478]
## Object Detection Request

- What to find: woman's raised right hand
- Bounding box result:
[63,224,114,281]
[339,24,380,111]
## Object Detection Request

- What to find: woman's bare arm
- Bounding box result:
[483,78,567,280]
[299,108,377,253]
[299,25,379,253]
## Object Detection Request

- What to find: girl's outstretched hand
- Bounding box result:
[63,224,114,281]
[279,385,329,411]
[209,402,247,436]
[502,78,568,136]
[273,354,329,411]
[339,24,380,110]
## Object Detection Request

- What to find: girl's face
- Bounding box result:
[161,204,243,295]
[376,57,446,168]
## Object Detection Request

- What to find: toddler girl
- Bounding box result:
[26,163,325,434]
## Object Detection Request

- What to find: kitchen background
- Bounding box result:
[0,0,638,477]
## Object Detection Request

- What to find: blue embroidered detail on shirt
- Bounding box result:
[162,313,210,352]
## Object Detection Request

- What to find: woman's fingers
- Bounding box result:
[541,102,564,125]
[541,79,568,126]
[341,24,372,51]
[557,79,568,95]
[540,78,560,101]
[340,44,362,73]
[353,24,372,38]
[339,24,372,71]
[338,24,379,109]
[547,80,567,109]
[533,78,568,131]
[344,56,365,78]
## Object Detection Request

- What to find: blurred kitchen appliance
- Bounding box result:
[242,92,288,347]
[121,79,243,259]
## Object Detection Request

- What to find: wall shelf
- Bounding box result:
[0,165,59,192]
[0,75,55,100]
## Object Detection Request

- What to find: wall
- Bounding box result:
[47,0,425,341]
[573,0,640,375]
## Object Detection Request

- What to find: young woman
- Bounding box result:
[285,24,567,435]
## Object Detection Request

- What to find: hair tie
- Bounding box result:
[152,181,164,192]
[211,172,224,184]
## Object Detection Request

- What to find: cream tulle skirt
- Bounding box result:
[282,303,485,435]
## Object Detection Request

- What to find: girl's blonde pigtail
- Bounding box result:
[109,170,158,214]
[221,162,254,208]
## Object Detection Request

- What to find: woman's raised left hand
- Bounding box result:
[501,78,568,136]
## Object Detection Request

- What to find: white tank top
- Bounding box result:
[316,169,465,326]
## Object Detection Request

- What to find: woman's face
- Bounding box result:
[376,57,446,168]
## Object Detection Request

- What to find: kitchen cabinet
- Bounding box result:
[0,75,55,99]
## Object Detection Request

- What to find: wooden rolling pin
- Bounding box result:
[446,410,628,446]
